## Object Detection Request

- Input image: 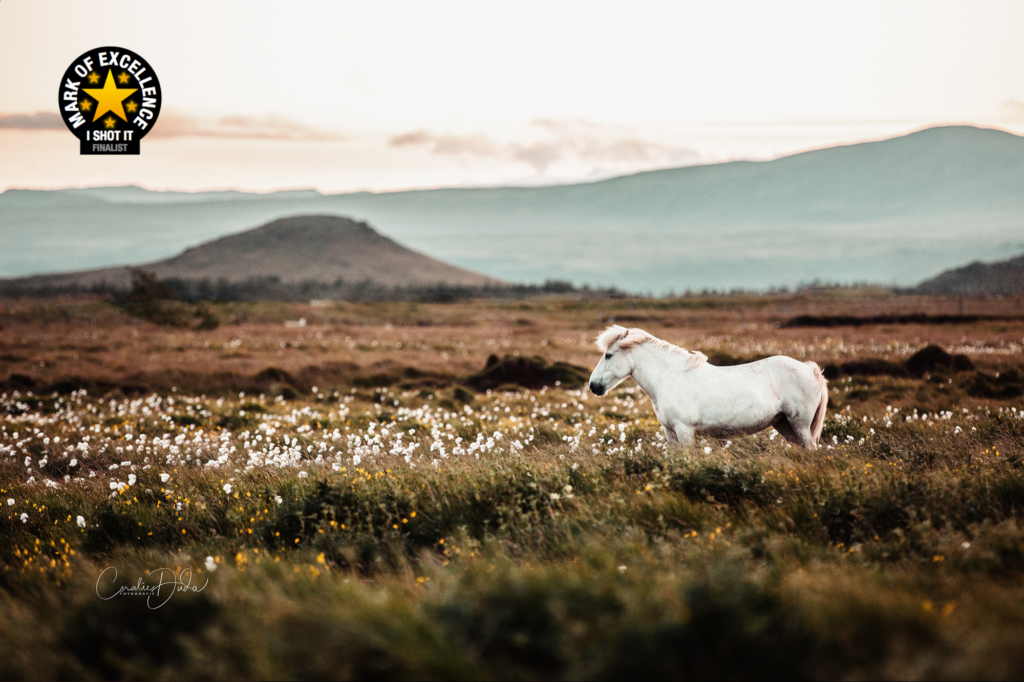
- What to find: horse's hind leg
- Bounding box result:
[663,423,695,450]
[772,415,801,446]
[791,422,817,450]
[774,414,817,450]
[782,411,815,448]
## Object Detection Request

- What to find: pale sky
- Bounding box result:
[2,0,1023,192]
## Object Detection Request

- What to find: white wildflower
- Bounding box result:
[77,515,86,528]
[205,556,218,572]
[160,473,170,483]
[20,513,28,523]
[128,473,137,486]
[223,483,232,494]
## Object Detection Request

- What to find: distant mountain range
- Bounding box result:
[2,125,1023,292]
[3,215,499,295]
[916,253,1024,296]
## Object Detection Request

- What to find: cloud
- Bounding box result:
[511,141,565,174]
[148,111,342,140]
[390,130,498,155]
[389,119,700,174]
[517,119,701,172]
[0,109,339,140]
[1002,99,1024,121]
[2,110,700,175]
[0,112,63,129]
[528,118,700,164]
[389,130,431,146]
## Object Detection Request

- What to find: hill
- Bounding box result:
[916,253,1024,295]
[3,125,1023,292]
[3,215,501,295]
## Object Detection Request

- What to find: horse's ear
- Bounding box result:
[596,325,629,351]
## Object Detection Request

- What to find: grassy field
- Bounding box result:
[1,291,1024,679]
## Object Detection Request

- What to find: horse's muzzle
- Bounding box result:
[589,381,605,396]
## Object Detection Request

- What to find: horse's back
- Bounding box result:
[702,355,819,397]
[702,354,808,377]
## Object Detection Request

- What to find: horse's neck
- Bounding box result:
[629,343,682,403]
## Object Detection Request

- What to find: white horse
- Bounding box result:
[588,325,829,450]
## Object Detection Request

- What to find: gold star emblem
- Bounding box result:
[82,69,137,122]
[125,100,138,113]
[117,71,130,84]
[79,99,92,112]
[87,72,100,84]
[104,116,116,129]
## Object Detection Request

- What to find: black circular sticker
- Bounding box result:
[58,46,161,155]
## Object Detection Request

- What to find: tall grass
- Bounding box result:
[1,374,1024,678]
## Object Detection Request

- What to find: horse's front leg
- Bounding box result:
[662,425,679,447]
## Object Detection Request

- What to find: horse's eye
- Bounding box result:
[605,353,612,360]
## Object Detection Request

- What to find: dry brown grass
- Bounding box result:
[0,291,1022,679]
[2,291,1022,398]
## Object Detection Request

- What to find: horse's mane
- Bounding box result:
[596,325,708,370]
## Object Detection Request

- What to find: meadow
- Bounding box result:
[1,290,1023,679]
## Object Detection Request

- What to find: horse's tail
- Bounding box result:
[805,361,829,444]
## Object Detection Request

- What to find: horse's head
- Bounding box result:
[589,325,635,396]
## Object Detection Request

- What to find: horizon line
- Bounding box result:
[1,121,1019,196]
